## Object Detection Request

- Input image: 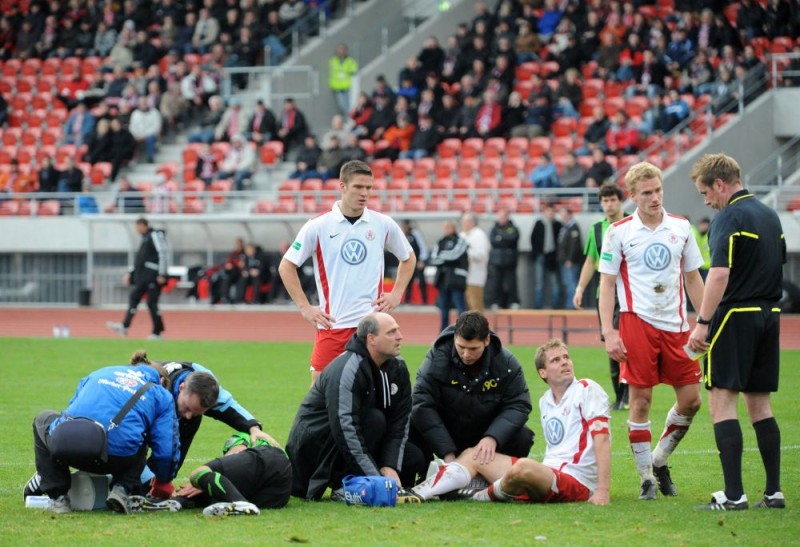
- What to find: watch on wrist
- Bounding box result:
[696,315,711,325]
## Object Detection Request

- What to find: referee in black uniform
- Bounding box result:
[108,218,168,339]
[688,153,786,511]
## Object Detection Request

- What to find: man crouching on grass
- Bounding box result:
[412,339,612,505]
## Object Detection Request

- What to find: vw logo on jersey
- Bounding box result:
[341,239,367,265]
[644,243,671,271]
[544,416,565,445]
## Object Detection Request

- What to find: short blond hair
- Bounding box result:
[689,153,741,188]
[624,161,663,194]
[534,338,568,383]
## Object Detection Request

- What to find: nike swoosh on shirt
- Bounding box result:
[329,233,341,238]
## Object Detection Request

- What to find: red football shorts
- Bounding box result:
[310,327,357,372]
[619,313,701,388]
[542,468,591,503]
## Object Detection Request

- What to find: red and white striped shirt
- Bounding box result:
[599,209,704,332]
[540,378,610,493]
[283,201,412,329]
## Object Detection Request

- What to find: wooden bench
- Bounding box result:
[492,309,598,344]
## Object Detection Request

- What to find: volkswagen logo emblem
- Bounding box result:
[341,239,367,265]
[644,243,671,271]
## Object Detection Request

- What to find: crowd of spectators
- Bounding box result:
[0,0,339,207]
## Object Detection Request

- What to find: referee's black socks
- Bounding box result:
[713,419,744,500]
[753,417,781,496]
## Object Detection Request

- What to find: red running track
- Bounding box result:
[2,307,800,349]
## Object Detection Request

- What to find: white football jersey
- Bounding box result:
[598,210,703,332]
[540,378,610,493]
[283,201,412,329]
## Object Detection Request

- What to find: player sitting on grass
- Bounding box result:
[411,339,612,505]
[131,431,291,517]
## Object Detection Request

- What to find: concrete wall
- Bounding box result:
[773,88,800,137]
[663,92,780,224]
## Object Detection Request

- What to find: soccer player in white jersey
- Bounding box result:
[598,161,705,501]
[279,160,416,385]
[411,339,611,505]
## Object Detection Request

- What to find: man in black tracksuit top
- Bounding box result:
[286,312,413,500]
[404,311,534,484]
[108,218,168,337]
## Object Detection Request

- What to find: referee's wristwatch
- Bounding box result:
[696,315,711,325]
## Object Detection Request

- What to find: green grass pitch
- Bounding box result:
[1,338,797,546]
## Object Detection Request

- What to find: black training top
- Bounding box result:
[709,189,785,305]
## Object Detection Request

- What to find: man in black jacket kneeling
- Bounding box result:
[402,311,534,486]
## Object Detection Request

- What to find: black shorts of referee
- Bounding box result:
[705,301,780,393]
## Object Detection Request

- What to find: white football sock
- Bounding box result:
[652,406,692,468]
[413,462,471,500]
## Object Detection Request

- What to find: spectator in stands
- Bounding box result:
[188,95,226,144]
[766,0,793,38]
[453,93,481,139]
[15,19,37,58]
[555,67,582,119]
[181,64,218,111]
[237,243,271,305]
[109,32,135,73]
[396,75,420,110]
[684,49,715,96]
[195,144,219,188]
[129,97,163,164]
[578,9,603,63]
[374,113,415,161]
[57,157,84,194]
[339,133,368,166]
[627,49,668,100]
[524,90,558,138]
[85,119,112,165]
[133,29,160,69]
[246,99,277,146]
[93,20,117,57]
[261,10,287,67]
[221,238,246,304]
[500,91,525,137]
[514,19,541,63]
[529,153,561,189]
[538,0,563,41]
[276,98,308,158]
[418,36,444,75]
[289,134,322,183]
[605,111,640,156]
[585,148,614,188]
[596,31,622,75]
[474,90,503,139]
[415,88,440,125]
[176,11,197,55]
[217,134,257,191]
[441,35,464,86]
[561,152,586,188]
[530,204,562,309]
[737,0,768,42]
[557,32,582,73]
[214,97,248,143]
[557,206,582,310]
[576,106,610,156]
[76,182,100,215]
[662,89,691,132]
[35,15,59,58]
[37,157,60,194]
[62,102,96,147]
[159,15,179,53]
[372,74,397,108]
[401,115,438,161]
[349,92,373,136]
[365,94,395,141]
[329,43,358,116]
[192,8,220,55]
[665,27,695,72]
[108,118,137,181]
[316,135,349,180]
[0,159,33,194]
[710,65,738,115]
[160,82,189,134]
[638,93,669,136]
[741,44,767,85]
[278,0,307,29]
